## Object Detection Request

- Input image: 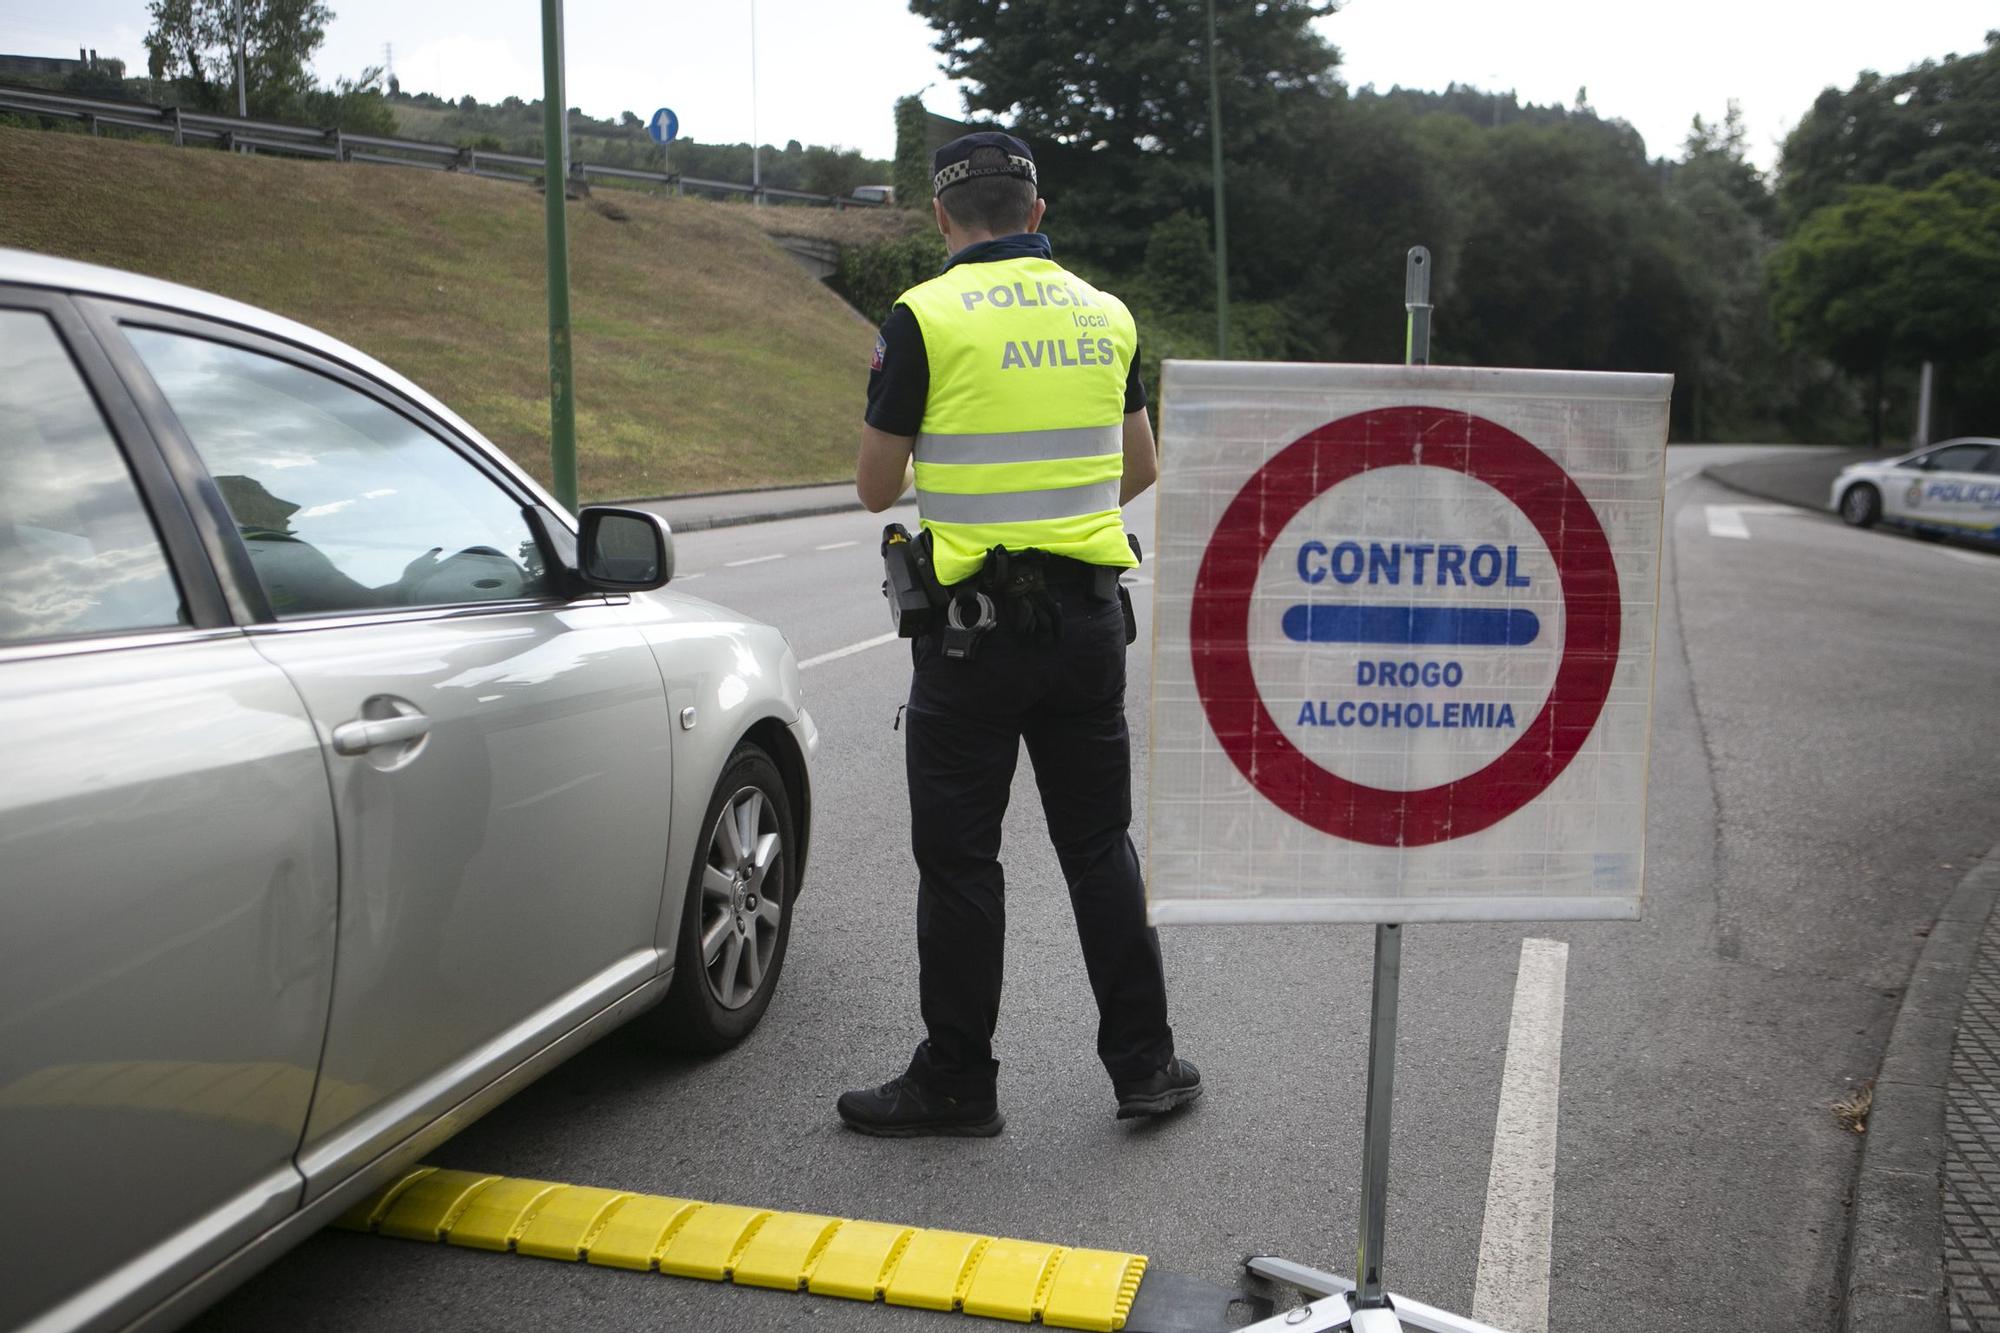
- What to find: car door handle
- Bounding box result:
[332,712,432,756]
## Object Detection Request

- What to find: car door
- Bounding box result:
[1903,442,1997,532]
[1923,442,1999,536]
[1974,448,2000,540]
[101,310,676,1199]
[0,293,337,1333]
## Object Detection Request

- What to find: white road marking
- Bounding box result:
[1472,937,1569,1333]
[798,632,899,670]
[724,553,787,567]
[1705,505,1751,539]
[815,540,859,551]
[1705,503,1801,539]
[676,572,704,580]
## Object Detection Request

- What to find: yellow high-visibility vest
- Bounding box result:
[896,254,1140,586]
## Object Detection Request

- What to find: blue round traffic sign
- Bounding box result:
[647,108,679,145]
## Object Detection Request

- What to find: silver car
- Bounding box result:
[0,250,816,1332]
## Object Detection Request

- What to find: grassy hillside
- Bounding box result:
[0,128,880,500]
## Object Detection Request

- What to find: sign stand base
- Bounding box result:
[1240,1256,1503,1333]
[1233,925,1507,1333]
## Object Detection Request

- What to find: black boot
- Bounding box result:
[836,1074,1004,1137]
[1113,1057,1202,1120]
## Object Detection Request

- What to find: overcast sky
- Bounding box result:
[4,1,1993,171]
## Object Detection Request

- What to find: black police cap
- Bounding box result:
[931,132,1038,197]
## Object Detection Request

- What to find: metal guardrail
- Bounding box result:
[0,83,884,209]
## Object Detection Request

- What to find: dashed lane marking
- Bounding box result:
[337,1167,1146,1330]
[1471,937,1569,1333]
[799,632,899,670]
[725,553,788,567]
[816,540,861,551]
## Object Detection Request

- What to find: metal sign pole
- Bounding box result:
[1353,923,1402,1309]
[1405,246,1432,368]
[539,0,579,512]
[1239,246,1508,1333]
[1352,247,1430,1314]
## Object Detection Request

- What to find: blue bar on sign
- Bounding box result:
[1281,604,1542,647]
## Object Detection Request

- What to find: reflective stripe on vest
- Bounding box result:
[913,422,1120,466]
[918,477,1123,525]
[896,254,1140,586]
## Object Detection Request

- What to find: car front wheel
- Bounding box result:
[652,743,796,1052]
[1840,483,1881,528]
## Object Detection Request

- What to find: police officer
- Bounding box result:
[837,132,1199,1136]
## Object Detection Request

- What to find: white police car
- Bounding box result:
[1831,437,2000,544]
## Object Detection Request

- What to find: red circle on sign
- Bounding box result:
[1190,405,1620,847]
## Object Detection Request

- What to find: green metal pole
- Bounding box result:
[540,0,579,511]
[1206,0,1230,358]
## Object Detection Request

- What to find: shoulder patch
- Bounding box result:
[870,334,886,371]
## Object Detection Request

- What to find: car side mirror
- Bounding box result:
[577,507,675,591]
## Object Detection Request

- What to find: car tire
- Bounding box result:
[1840,483,1881,528]
[652,743,797,1053]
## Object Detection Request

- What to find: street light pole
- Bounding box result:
[234,0,247,117]
[540,0,579,511]
[1205,0,1230,357]
[750,0,761,203]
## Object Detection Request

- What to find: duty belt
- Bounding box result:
[880,528,1140,660]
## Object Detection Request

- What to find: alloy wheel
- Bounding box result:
[697,785,785,1010]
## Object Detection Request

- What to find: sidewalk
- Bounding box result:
[621,480,912,534]
[1944,878,2000,1332]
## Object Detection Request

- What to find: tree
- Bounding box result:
[299,65,396,135]
[1770,172,2000,443]
[1425,118,1702,380]
[1666,103,1786,438]
[909,0,1338,273]
[1777,32,2000,223]
[144,0,331,118]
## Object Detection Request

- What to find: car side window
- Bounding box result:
[125,328,553,619]
[1977,450,2000,476]
[0,309,187,645]
[1925,444,1990,474]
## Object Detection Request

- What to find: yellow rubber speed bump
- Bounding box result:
[804,1218,913,1301]
[515,1185,629,1261]
[732,1211,842,1290]
[584,1193,699,1270]
[337,1167,1147,1331]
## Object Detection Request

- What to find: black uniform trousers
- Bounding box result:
[902,574,1174,1099]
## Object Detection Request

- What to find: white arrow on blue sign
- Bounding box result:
[647,107,679,145]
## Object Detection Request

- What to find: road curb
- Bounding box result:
[1699,462,1828,511]
[664,500,878,534]
[1841,843,2000,1333]
[617,484,916,535]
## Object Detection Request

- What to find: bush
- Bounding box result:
[831,231,948,324]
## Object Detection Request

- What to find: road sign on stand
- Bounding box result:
[1147,362,1671,927]
[647,107,679,144]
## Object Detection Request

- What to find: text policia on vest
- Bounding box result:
[957,279,1119,372]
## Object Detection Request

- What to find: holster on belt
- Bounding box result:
[880,523,946,637]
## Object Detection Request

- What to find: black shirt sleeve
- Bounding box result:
[863,305,929,436]
[1124,345,1148,414]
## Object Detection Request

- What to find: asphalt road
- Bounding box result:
[196,445,2000,1333]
